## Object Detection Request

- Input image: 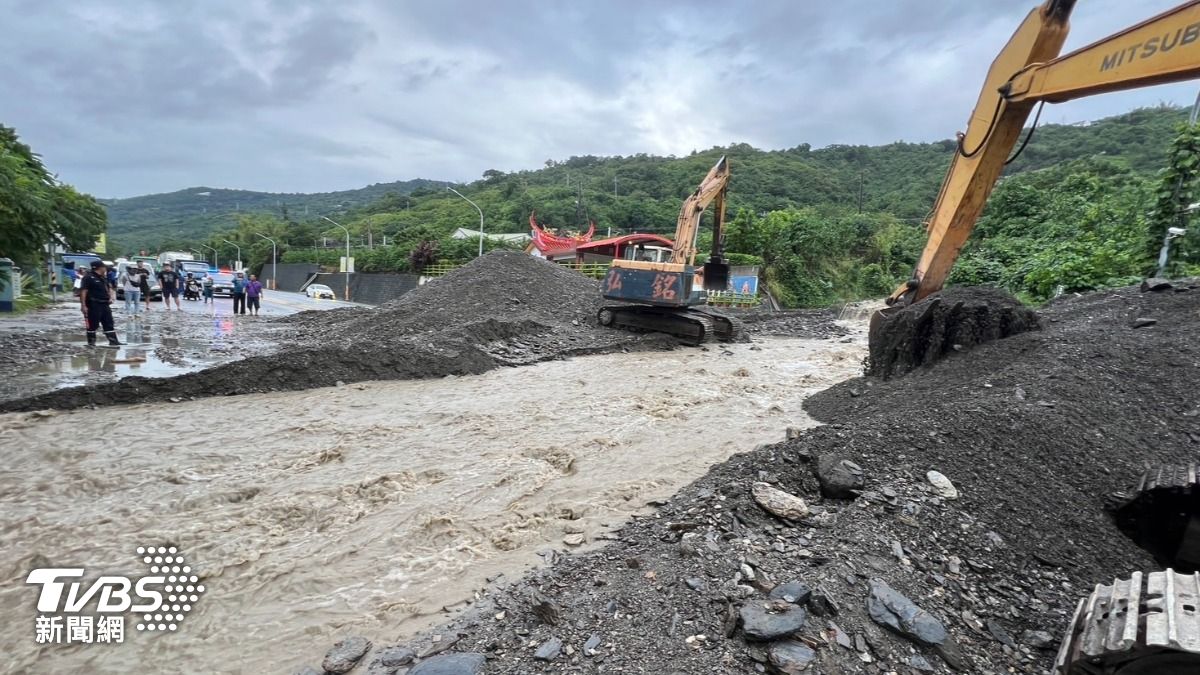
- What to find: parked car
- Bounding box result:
[177,260,211,277]
[305,283,336,300]
[115,261,162,300]
[208,271,235,297]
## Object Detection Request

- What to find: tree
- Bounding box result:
[0,125,106,266]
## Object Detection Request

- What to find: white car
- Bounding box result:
[306,283,336,300]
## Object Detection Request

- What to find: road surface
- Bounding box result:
[0,291,365,402]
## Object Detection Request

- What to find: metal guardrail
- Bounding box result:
[419,263,461,277]
[706,291,761,307]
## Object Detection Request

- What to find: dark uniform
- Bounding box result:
[81,266,121,347]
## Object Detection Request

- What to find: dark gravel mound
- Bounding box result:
[739,307,850,340]
[335,282,1199,674]
[867,287,1040,379]
[0,253,663,412]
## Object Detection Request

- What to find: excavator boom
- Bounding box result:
[889,0,1200,307]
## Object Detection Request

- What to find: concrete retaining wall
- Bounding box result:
[262,263,320,293]
[310,272,421,306]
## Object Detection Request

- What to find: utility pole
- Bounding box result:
[321,215,351,301]
[253,233,277,290]
[222,240,242,271]
[446,187,485,257]
[610,176,618,237]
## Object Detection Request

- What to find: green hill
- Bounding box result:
[108,105,1197,307]
[104,179,447,253]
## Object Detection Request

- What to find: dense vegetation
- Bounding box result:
[0,125,106,276]
[114,105,1200,306]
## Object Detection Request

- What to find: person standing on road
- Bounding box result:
[119,265,142,316]
[158,263,182,311]
[245,274,264,316]
[80,260,123,347]
[202,274,214,305]
[231,271,247,315]
[137,261,152,312]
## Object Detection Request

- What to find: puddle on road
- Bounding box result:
[5,313,277,398]
[0,331,867,674]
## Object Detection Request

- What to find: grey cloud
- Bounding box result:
[0,0,1194,197]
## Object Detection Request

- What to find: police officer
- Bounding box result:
[80,260,123,347]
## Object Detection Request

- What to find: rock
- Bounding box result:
[1141,277,1173,292]
[408,653,487,675]
[987,619,1015,648]
[563,533,585,547]
[751,482,809,520]
[815,455,865,498]
[829,621,853,649]
[533,637,563,661]
[531,594,561,625]
[926,471,959,499]
[786,427,804,440]
[740,602,808,640]
[1022,629,1057,649]
[768,581,812,605]
[378,646,416,667]
[685,577,707,592]
[768,640,817,673]
[866,578,947,646]
[808,587,839,616]
[908,654,936,672]
[583,633,602,655]
[1131,317,1158,328]
[322,636,373,674]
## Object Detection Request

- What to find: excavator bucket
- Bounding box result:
[866,288,1040,379]
[702,259,730,292]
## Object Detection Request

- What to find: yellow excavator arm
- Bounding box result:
[670,156,730,266]
[890,0,1200,307]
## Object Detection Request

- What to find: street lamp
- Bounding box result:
[253,233,278,290]
[222,240,242,272]
[447,187,485,257]
[321,215,351,301]
[200,244,218,269]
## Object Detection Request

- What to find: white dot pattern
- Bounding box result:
[134,545,205,633]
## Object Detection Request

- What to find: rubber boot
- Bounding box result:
[86,331,96,347]
[104,331,123,348]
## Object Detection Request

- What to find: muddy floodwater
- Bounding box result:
[0,332,865,673]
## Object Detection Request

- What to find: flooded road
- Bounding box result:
[0,292,362,402]
[0,330,865,674]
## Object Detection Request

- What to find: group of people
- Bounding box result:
[77,260,268,346]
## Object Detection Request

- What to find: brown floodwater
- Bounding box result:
[0,331,865,673]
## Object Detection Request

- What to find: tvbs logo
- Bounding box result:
[25,546,205,645]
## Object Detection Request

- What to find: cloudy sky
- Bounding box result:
[3,0,1197,198]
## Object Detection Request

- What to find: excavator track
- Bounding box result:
[1107,464,1200,572]
[1054,570,1200,674]
[597,305,743,345]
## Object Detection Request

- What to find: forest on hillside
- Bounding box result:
[131,105,1200,307]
